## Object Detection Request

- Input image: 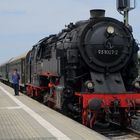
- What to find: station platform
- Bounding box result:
[0,82,108,140]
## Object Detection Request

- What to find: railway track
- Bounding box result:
[93,122,140,140]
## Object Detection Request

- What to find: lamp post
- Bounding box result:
[117,0,136,26]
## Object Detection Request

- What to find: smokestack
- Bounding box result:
[90,9,105,19]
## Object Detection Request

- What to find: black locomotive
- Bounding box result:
[0,9,140,128]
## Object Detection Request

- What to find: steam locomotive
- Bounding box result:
[0,9,140,128]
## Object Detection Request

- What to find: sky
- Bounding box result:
[0,0,139,64]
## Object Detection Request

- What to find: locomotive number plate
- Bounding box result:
[98,50,118,55]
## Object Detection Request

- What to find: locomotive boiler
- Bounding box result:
[25,9,140,127]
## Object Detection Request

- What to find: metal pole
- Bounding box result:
[124,10,129,26]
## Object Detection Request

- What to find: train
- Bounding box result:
[0,9,140,128]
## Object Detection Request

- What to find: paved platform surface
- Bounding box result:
[0,82,108,140]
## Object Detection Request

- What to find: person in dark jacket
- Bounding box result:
[12,69,20,96]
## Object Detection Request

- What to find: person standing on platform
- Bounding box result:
[12,69,20,96]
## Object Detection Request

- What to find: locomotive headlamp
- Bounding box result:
[85,81,94,90]
[134,82,140,88]
[107,26,115,34]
